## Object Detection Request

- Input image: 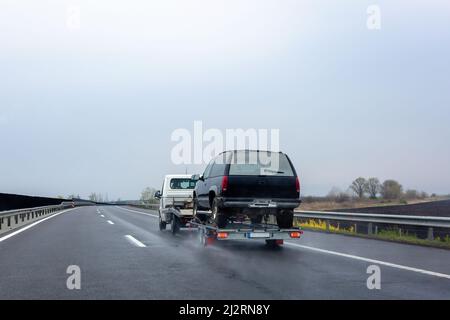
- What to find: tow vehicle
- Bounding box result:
[155,174,197,234]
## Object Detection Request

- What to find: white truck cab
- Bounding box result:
[155,174,198,233]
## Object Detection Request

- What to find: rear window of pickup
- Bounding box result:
[169,178,197,189]
[229,151,295,177]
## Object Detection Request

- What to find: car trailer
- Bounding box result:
[190,218,303,247]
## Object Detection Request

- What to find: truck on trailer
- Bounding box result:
[190,150,303,247]
[192,150,302,228]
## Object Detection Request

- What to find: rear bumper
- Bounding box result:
[219,198,301,209]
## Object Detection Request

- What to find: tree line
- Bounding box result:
[347,177,432,201]
[88,193,110,203]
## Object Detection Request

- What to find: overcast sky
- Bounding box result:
[1,0,450,200]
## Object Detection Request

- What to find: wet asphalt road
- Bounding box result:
[0,206,449,300]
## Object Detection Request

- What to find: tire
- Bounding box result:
[276,210,294,229]
[159,211,167,231]
[171,215,180,235]
[265,240,279,248]
[193,198,207,223]
[212,198,228,229]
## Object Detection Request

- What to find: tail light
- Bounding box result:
[295,176,301,193]
[217,232,229,239]
[221,176,229,192]
[290,231,303,239]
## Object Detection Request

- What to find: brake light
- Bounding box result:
[221,176,229,192]
[295,176,300,193]
[217,232,229,239]
[290,231,303,239]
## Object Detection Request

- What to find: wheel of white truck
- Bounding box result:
[171,215,180,235]
[158,210,167,231]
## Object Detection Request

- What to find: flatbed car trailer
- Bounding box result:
[189,218,303,247]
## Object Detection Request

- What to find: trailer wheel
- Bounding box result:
[171,215,180,235]
[212,198,228,229]
[266,240,283,248]
[276,210,294,229]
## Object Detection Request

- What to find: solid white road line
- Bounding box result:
[125,235,147,248]
[0,208,77,243]
[107,220,115,225]
[285,242,450,280]
[115,206,159,218]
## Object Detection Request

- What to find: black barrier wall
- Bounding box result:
[0,193,68,211]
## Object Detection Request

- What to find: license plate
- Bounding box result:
[252,200,270,207]
[249,199,278,208]
[248,232,271,238]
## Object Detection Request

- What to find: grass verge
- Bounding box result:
[295,219,450,249]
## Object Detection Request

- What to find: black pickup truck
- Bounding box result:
[193,150,301,228]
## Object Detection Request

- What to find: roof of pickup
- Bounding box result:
[164,174,195,179]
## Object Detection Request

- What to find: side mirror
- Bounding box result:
[191,174,204,181]
[154,191,162,199]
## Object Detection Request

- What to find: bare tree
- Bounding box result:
[350,177,367,199]
[88,193,97,202]
[364,178,381,199]
[405,189,418,199]
[380,180,403,200]
[419,191,429,199]
[326,187,350,203]
[326,187,341,200]
[141,187,157,204]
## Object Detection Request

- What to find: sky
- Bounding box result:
[1,0,450,200]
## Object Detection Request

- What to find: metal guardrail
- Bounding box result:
[128,203,159,210]
[124,201,450,241]
[0,203,75,235]
[294,210,450,240]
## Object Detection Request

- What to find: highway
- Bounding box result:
[0,206,449,300]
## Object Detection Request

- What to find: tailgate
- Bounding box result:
[226,175,298,199]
